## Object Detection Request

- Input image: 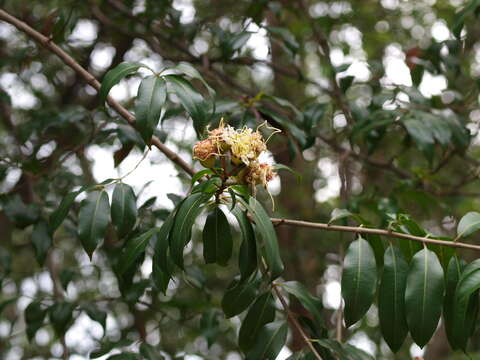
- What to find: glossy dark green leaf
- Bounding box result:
[221,278,258,318]
[451,259,480,350]
[457,211,480,238]
[281,281,324,329]
[378,244,408,352]
[265,26,299,55]
[99,62,145,104]
[111,183,137,238]
[340,75,355,93]
[25,301,47,341]
[49,185,88,233]
[78,190,110,259]
[31,221,52,266]
[139,343,164,360]
[239,292,276,351]
[315,339,374,360]
[203,207,232,266]
[405,248,444,348]
[342,236,377,327]
[2,195,39,228]
[246,321,288,360]
[191,169,215,185]
[238,197,284,280]
[164,74,209,136]
[152,212,176,294]
[169,192,210,268]
[49,301,75,336]
[135,75,167,142]
[191,176,222,194]
[117,228,158,275]
[232,208,257,280]
[82,303,106,329]
[404,117,435,146]
[444,256,466,350]
[223,31,251,56]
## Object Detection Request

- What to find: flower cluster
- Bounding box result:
[193,121,276,187]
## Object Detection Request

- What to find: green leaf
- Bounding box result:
[404,117,435,146]
[232,208,257,280]
[341,236,377,327]
[223,31,252,56]
[221,278,258,318]
[140,343,164,360]
[25,301,47,341]
[2,195,40,228]
[169,192,211,268]
[99,62,145,104]
[191,176,222,194]
[203,207,233,266]
[378,244,408,352]
[405,248,445,348]
[451,259,480,350]
[49,301,75,336]
[281,281,325,329]
[118,228,158,274]
[78,190,110,259]
[246,321,288,360]
[444,256,466,350]
[135,76,167,142]
[164,74,210,136]
[238,197,284,280]
[111,183,137,238]
[31,221,52,266]
[239,292,276,351]
[106,353,140,360]
[315,339,374,360]
[191,169,215,185]
[265,26,299,55]
[152,212,176,294]
[170,62,216,97]
[340,75,355,93]
[457,211,480,238]
[49,186,89,233]
[82,304,106,330]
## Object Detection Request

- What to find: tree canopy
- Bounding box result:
[1,0,480,359]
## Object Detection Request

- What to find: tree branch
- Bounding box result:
[273,284,324,359]
[0,8,196,177]
[271,217,480,251]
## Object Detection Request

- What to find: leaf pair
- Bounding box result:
[100,61,215,142]
[342,238,445,351]
[78,183,137,259]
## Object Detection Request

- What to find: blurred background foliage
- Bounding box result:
[1,0,480,359]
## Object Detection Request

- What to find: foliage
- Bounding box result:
[2,1,480,360]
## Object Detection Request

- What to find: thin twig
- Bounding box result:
[271,218,480,251]
[0,8,195,177]
[272,285,323,360]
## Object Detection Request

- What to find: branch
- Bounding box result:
[271,217,480,251]
[272,284,324,359]
[0,8,196,177]
[297,0,354,125]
